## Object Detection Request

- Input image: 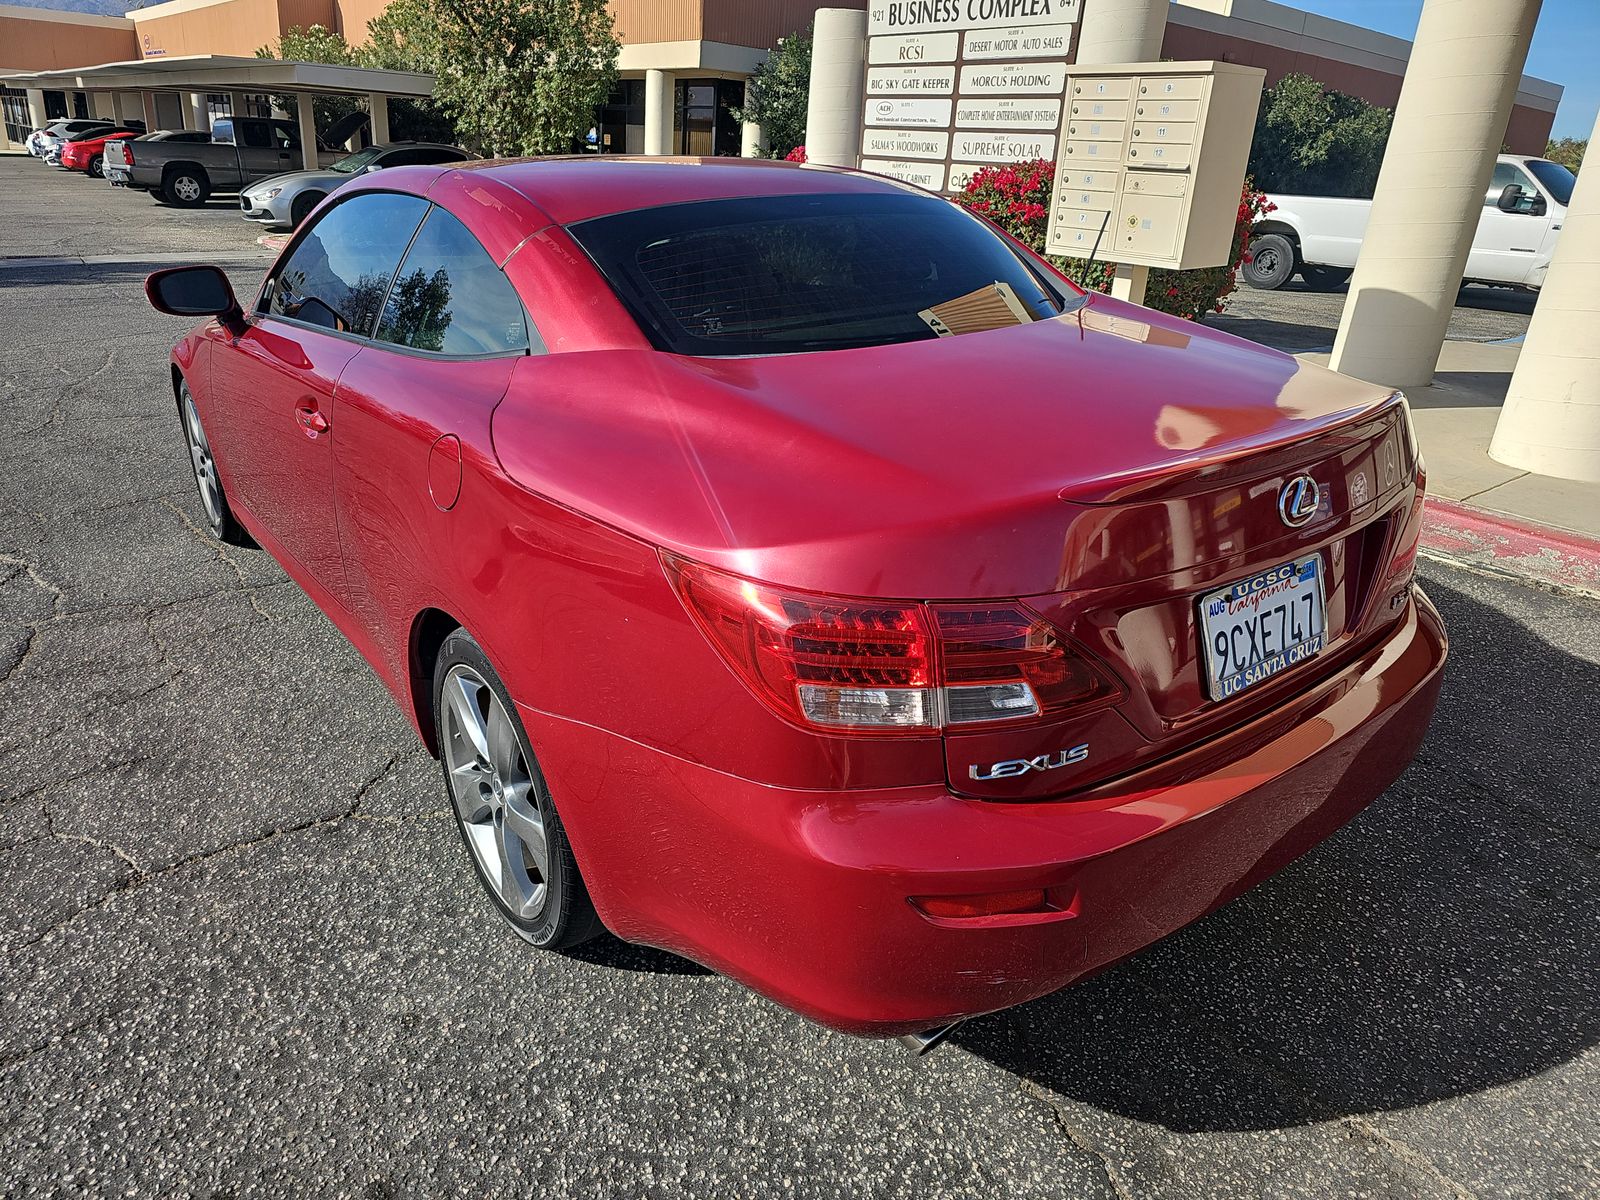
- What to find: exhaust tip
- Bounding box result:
[897,1020,964,1056]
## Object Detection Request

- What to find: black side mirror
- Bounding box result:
[1495,183,1523,212]
[145,265,245,333]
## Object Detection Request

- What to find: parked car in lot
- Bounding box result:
[25,118,123,157]
[1247,153,1576,291]
[145,158,1447,1043]
[240,142,475,228]
[123,111,367,206]
[103,129,213,187]
[58,127,141,178]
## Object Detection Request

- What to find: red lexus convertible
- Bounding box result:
[146,158,1446,1045]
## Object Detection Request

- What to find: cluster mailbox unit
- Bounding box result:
[1045,60,1266,270]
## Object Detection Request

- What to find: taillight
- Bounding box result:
[664,556,1123,736]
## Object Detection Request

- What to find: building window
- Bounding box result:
[676,79,745,157]
[2,88,31,143]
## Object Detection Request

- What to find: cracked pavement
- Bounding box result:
[2,157,1597,1199]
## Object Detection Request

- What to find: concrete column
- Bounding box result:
[1330,0,1540,388]
[644,69,674,155]
[141,91,158,130]
[740,119,767,158]
[1489,107,1600,481]
[295,92,317,170]
[1074,0,1167,306]
[188,92,210,132]
[1073,0,1169,65]
[26,89,48,132]
[367,93,390,144]
[228,91,247,120]
[804,7,867,168]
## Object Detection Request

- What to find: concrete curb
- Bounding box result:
[1421,495,1600,597]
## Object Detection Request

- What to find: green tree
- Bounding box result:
[255,25,364,142]
[730,27,811,159]
[367,0,618,157]
[1545,136,1586,174]
[1249,72,1392,198]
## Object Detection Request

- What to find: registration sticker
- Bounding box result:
[1199,557,1327,700]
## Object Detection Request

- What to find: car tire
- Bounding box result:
[177,379,250,546]
[88,155,105,179]
[290,192,322,228]
[1300,264,1353,291]
[1242,232,1297,290]
[162,168,210,207]
[434,628,603,951]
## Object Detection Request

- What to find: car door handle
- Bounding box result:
[295,403,329,437]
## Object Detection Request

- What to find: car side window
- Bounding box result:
[267,193,430,337]
[1485,163,1539,206]
[237,121,272,150]
[373,206,533,356]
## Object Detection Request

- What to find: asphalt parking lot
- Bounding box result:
[2,156,1596,1199]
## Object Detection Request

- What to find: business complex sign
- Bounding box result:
[861,0,1080,191]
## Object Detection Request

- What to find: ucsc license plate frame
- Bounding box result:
[1198,555,1328,701]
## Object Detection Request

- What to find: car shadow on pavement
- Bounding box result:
[951,578,1598,1131]
[564,933,712,976]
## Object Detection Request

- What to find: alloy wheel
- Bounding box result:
[174,176,201,203]
[181,394,224,527]
[440,664,550,921]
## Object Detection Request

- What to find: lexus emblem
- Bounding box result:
[1278,474,1321,528]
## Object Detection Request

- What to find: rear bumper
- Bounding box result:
[524,586,1447,1037]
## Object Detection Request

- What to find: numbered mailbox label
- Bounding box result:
[862,129,951,161]
[952,131,1056,163]
[963,23,1074,59]
[958,62,1068,96]
[955,97,1061,130]
[861,158,948,191]
[866,97,954,128]
[868,32,959,64]
[868,0,1080,36]
[867,65,957,95]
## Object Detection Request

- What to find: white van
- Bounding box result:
[1244,154,1576,291]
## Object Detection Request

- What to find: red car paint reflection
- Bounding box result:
[152,159,1445,1038]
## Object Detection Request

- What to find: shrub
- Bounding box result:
[1249,73,1391,198]
[956,158,1271,320]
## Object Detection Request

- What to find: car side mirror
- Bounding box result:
[1495,183,1523,212]
[145,265,245,333]
[363,163,384,174]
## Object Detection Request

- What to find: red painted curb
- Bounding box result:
[1421,495,1600,595]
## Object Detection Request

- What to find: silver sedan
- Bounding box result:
[239,142,474,229]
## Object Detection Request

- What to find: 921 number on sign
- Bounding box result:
[1199,557,1327,701]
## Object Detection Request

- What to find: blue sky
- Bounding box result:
[1288,0,1598,140]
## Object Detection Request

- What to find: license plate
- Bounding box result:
[1199,556,1326,700]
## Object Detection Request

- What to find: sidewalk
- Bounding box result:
[1300,339,1600,594]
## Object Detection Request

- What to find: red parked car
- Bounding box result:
[145,158,1446,1046]
[59,127,138,178]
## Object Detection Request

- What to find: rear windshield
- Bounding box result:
[567,192,1070,356]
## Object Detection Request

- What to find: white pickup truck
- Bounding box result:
[1244,153,1576,291]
